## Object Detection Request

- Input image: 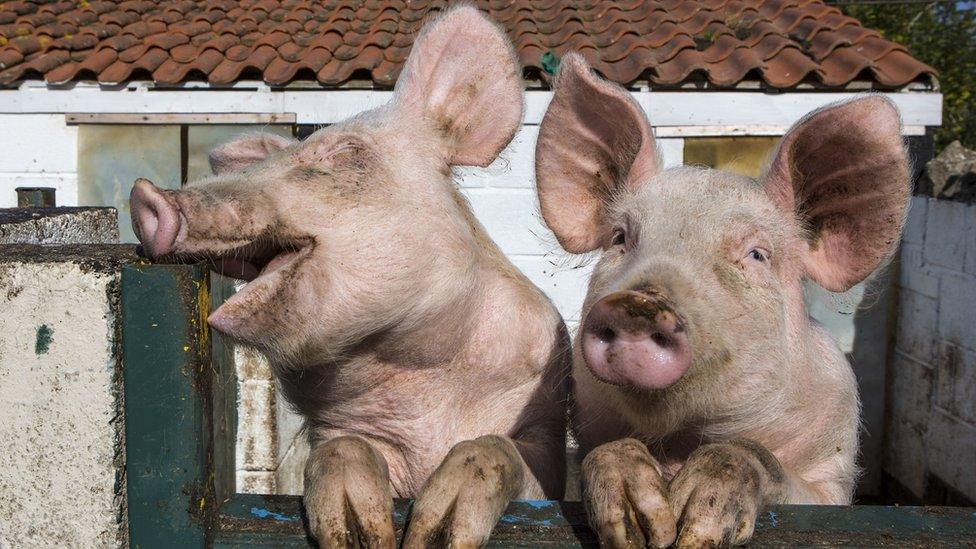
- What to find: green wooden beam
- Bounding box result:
[122,263,235,548]
[215,495,976,547]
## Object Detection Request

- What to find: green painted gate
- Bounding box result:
[121,264,976,547]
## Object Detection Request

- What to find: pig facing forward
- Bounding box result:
[536,54,910,547]
[129,8,570,548]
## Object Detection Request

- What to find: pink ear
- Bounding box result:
[394,5,523,167]
[209,133,295,175]
[761,96,910,292]
[535,53,661,253]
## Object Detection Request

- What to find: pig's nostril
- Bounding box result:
[596,326,616,343]
[651,332,671,347]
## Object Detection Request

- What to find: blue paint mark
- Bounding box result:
[250,506,298,522]
[500,514,554,526]
[524,500,556,509]
[766,510,779,527]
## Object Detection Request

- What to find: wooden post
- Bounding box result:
[122,263,235,547]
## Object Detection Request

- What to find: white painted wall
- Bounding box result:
[456,124,683,327]
[0,114,79,208]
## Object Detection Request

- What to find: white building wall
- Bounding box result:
[0,86,942,497]
[0,114,78,207]
[456,124,683,327]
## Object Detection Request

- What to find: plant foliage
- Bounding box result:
[839,1,976,149]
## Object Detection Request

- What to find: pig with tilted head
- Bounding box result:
[535,53,910,548]
[129,7,571,548]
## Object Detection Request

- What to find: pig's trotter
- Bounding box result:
[581,438,677,548]
[668,438,787,548]
[402,435,524,549]
[303,436,396,549]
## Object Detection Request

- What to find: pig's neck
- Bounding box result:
[274,177,567,494]
[279,243,558,494]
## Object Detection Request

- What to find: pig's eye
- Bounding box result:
[610,228,626,248]
[747,248,770,263]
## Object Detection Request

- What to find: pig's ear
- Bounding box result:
[535,53,661,253]
[761,96,910,292]
[393,6,523,167]
[209,133,295,175]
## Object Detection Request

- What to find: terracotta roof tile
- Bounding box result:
[0,0,935,89]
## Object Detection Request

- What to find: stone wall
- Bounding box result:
[885,196,976,504]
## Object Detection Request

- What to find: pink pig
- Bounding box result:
[129,8,570,548]
[535,54,910,547]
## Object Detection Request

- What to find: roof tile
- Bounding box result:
[0,0,935,89]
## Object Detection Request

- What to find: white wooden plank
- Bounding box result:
[653,124,925,137]
[527,91,942,127]
[65,112,296,124]
[282,90,390,122]
[0,85,942,129]
[3,86,283,114]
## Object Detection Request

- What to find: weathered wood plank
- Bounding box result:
[123,263,236,547]
[2,88,942,127]
[66,113,297,125]
[215,494,976,548]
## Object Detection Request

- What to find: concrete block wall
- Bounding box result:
[0,246,134,548]
[886,196,976,503]
[0,115,79,208]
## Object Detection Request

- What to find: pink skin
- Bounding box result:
[130,8,571,549]
[581,290,691,391]
[536,54,910,548]
[130,178,182,258]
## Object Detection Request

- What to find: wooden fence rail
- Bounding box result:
[122,263,976,547]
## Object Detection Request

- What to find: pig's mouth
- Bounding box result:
[206,237,310,283]
[201,236,315,335]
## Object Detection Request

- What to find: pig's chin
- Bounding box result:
[207,243,311,339]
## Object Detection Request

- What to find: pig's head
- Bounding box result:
[536,54,909,410]
[129,6,523,365]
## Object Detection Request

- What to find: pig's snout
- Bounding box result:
[130,178,181,257]
[581,290,691,391]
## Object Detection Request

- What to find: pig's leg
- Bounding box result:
[668,438,792,547]
[304,436,396,549]
[581,438,678,548]
[401,435,542,548]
